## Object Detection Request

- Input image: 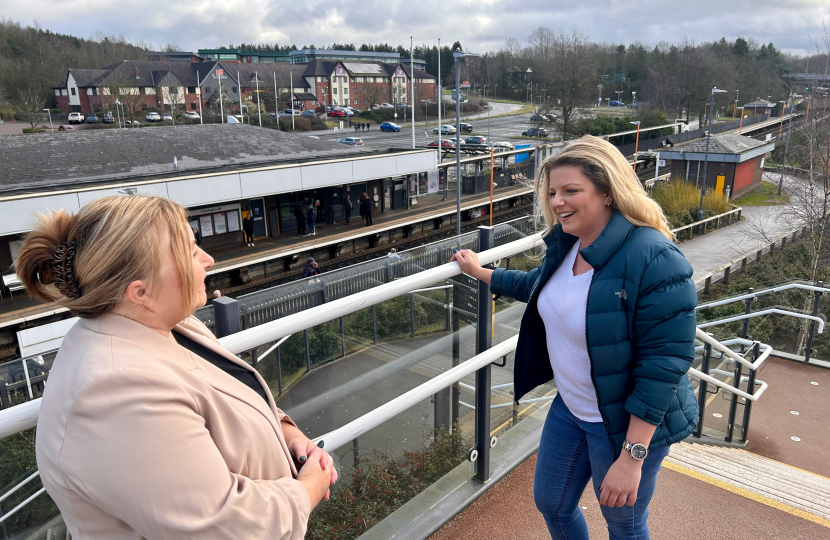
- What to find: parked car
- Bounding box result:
[162,113,173,121]
[67,112,84,123]
[627,102,643,109]
[460,122,473,133]
[85,114,99,123]
[338,137,365,146]
[145,112,161,122]
[280,109,301,116]
[530,114,544,122]
[102,112,115,124]
[380,122,401,132]
[465,136,487,145]
[522,127,548,137]
[379,103,394,109]
[490,141,514,150]
[428,140,456,149]
[340,107,356,116]
[433,125,456,135]
[184,111,201,119]
[542,114,558,122]
[327,109,346,117]
[301,110,317,117]
[609,100,624,107]
[57,124,76,131]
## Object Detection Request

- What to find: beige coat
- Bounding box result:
[36,313,310,539]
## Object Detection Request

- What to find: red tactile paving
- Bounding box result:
[744,356,830,478]
[429,453,830,540]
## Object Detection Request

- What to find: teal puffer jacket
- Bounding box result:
[491,211,699,458]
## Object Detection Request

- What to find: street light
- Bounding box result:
[597,84,604,107]
[778,100,786,138]
[632,91,637,106]
[42,108,53,132]
[483,84,490,142]
[697,87,728,228]
[454,50,480,240]
[630,121,641,171]
[615,90,623,104]
[779,93,803,195]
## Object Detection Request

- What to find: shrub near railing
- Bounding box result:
[650,180,732,229]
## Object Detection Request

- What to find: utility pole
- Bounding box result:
[411,36,416,149]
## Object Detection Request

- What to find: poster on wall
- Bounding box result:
[199,215,214,237]
[427,169,439,193]
[213,212,228,234]
[227,210,240,232]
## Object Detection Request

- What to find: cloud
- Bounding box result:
[4,0,829,56]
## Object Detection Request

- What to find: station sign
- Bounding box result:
[453,274,478,325]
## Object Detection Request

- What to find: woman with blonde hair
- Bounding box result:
[16,195,335,539]
[452,136,698,539]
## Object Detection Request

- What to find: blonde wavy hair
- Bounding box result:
[536,135,673,240]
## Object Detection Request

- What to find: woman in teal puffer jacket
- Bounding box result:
[452,136,698,539]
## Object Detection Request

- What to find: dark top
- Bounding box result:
[243,216,254,233]
[172,331,269,404]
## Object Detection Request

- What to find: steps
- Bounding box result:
[667,442,830,521]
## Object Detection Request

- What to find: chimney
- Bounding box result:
[134,68,140,79]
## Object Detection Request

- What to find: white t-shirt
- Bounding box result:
[537,241,603,422]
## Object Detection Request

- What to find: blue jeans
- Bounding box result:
[534,395,670,540]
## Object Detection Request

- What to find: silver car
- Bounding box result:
[338,137,365,146]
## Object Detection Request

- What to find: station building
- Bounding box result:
[0,124,438,272]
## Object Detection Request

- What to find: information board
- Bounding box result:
[452,274,478,325]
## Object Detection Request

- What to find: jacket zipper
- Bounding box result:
[584,268,616,455]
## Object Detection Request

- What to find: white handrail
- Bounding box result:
[313,336,519,453]
[219,233,545,355]
[695,329,773,372]
[697,309,824,334]
[0,398,40,440]
[0,470,39,504]
[687,367,769,402]
[696,281,830,310]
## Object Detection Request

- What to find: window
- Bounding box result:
[191,103,197,110]
[187,87,196,94]
[321,88,326,94]
[333,88,338,94]
[351,77,356,83]
[232,87,238,94]
[354,99,358,105]
[54,89,60,96]
[71,88,76,96]
[141,104,147,110]
[344,88,348,95]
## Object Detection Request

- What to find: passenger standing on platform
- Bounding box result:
[306,204,316,236]
[360,193,372,226]
[16,195,336,540]
[243,213,255,247]
[451,136,698,540]
[294,204,306,236]
[344,195,353,225]
[192,226,202,247]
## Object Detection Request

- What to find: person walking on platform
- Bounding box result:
[303,257,319,277]
[306,204,317,236]
[15,195,336,540]
[452,136,698,540]
[344,194,353,225]
[360,194,372,227]
[294,204,306,236]
[243,213,255,247]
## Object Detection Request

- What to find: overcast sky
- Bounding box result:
[6,0,830,56]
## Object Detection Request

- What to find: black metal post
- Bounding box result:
[410,293,416,337]
[805,281,823,363]
[340,316,346,357]
[474,226,495,483]
[304,329,311,372]
[251,348,259,368]
[213,297,241,338]
[694,342,712,438]
[741,287,754,353]
[276,345,283,395]
[445,282,451,331]
[740,342,759,442]
[451,303,461,427]
[353,438,360,469]
[725,357,742,443]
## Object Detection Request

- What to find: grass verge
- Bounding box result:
[733,180,790,206]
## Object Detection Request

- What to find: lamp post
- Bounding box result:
[779,92,803,195]
[734,89,740,119]
[454,51,480,240]
[597,84,603,107]
[484,84,490,143]
[630,121,641,171]
[615,90,622,104]
[697,87,728,228]
[734,99,738,120]
[42,108,53,132]
[632,91,637,106]
[778,100,786,138]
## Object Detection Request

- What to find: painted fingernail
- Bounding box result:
[298,456,307,463]
[317,440,325,448]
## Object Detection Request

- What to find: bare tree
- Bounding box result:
[14,88,46,129]
[361,81,385,110]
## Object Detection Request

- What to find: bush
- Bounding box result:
[0,108,13,121]
[22,127,46,134]
[651,180,732,228]
[306,425,465,540]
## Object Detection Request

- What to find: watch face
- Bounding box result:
[631,443,648,460]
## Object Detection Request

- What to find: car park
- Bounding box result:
[58,124,76,131]
[67,112,84,123]
[85,114,99,123]
[433,125,456,135]
[338,137,364,146]
[460,122,473,133]
[301,110,317,117]
[465,136,487,145]
[102,112,115,123]
[184,111,200,119]
[145,112,161,122]
[428,140,456,149]
[522,127,548,137]
[380,122,401,132]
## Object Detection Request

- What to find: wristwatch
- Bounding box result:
[622,440,648,461]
